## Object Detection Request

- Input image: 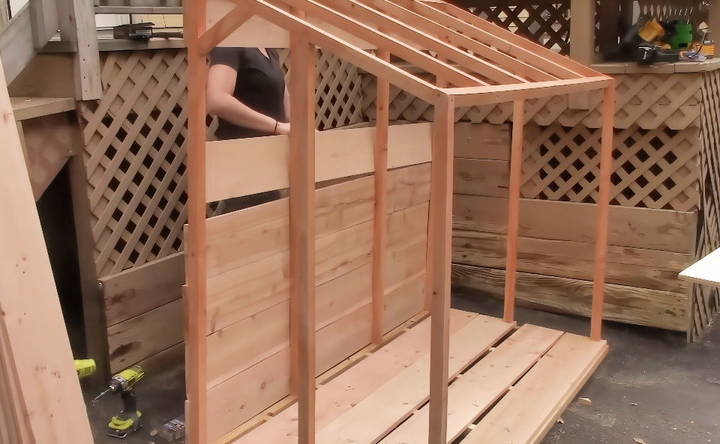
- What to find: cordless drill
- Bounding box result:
[93,365,145,439]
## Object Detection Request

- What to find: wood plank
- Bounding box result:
[0,6,36,84]
[233,310,479,444]
[316,315,513,443]
[372,48,390,344]
[101,252,184,326]
[107,298,184,373]
[454,158,508,197]
[205,123,431,202]
[454,123,510,160]
[10,97,75,121]
[679,248,720,287]
[383,324,563,443]
[453,195,697,254]
[288,34,317,444]
[463,333,608,444]
[29,0,59,48]
[58,0,102,100]
[453,231,692,293]
[503,99,524,322]
[0,61,92,443]
[429,94,455,444]
[205,203,428,387]
[453,264,688,332]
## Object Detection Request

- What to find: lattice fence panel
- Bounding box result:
[80,49,366,276]
[521,123,700,211]
[80,50,189,277]
[693,68,720,340]
[362,73,703,131]
[453,0,571,54]
[637,0,709,27]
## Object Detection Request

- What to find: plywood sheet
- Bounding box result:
[679,248,720,287]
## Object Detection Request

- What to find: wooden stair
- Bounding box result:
[11,96,79,200]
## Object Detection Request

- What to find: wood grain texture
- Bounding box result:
[205,123,432,203]
[453,264,688,331]
[453,195,697,253]
[234,311,478,444]
[316,315,513,443]
[383,324,562,443]
[454,122,511,160]
[453,230,692,293]
[101,252,185,326]
[454,158,508,197]
[463,333,608,444]
[0,61,92,443]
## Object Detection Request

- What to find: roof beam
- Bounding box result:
[266,0,483,87]
[445,76,612,107]
[306,0,526,84]
[199,6,254,55]
[242,0,444,104]
[358,0,555,82]
[404,0,594,80]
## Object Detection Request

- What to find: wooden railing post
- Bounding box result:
[591,84,616,341]
[428,93,455,444]
[289,26,318,444]
[503,99,525,323]
[569,0,595,110]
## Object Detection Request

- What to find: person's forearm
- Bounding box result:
[208,92,280,134]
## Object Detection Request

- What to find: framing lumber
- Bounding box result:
[429,94,455,444]
[58,0,102,100]
[591,85,616,341]
[184,0,209,442]
[185,1,613,441]
[503,100,524,323]
[0,61,92,444]
[288,30,317,444]
[0,6,35,84]
[372,49,390,344]
[29,0,59,48]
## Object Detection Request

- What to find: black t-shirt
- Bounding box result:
[209,47,286,140]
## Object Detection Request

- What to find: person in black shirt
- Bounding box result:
[206,47,290,212]
[207,47,290,139]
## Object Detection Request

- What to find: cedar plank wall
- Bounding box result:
[451,123,694,333]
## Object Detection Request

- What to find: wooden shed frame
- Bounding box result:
[184,0,615,443]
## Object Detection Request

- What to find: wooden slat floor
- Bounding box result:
[229,309,608,444]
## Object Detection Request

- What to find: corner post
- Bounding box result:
[289,26,318,444]
[184,1,209,442]
[591,84,616,341]
[503,99,525,323]
[372,48,390,344]
[428,93,455,444]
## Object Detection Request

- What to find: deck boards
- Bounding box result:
[232,311,607,444]
[316,315,513,443]
[233,309,478,443]
[381,324,563,443]
[463,333,608,444]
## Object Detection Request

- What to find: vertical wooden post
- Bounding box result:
[184,1,208,442]
[591,84,615,341]
[289,32,317,444]
[372,49,390,344]
[503,99,525,323]
[569,0,595,110]
[428,93,455,444]
[57,0,102,100]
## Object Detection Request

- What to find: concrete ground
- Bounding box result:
[84,291,720,443]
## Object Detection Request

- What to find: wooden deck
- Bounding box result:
[230,309,608,444]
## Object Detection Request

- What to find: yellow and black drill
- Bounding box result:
[93,365,145,439]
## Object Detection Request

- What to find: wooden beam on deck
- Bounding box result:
[58,0,102,99]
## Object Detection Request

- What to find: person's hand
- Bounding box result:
[276,121,290,135]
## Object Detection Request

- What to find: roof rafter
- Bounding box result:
[305,0,527,84]
[265,0,484,87]
[358,0,557,82]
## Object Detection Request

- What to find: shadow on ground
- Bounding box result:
[83,290,720,443]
